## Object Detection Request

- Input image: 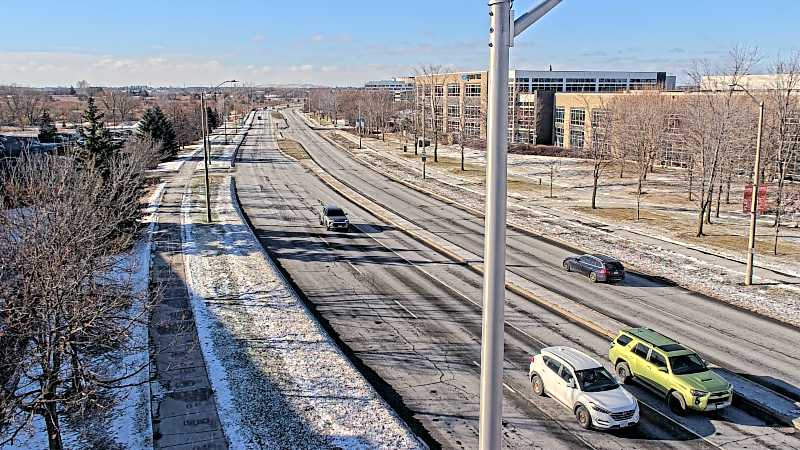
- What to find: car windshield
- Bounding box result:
[669,353,707,375]
[327,208,344,216]
[605,262,624,270]
[575,367,619,392]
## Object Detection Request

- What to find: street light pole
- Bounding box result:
[223,92,228,145]
[479,1,562,449]
[201,79,238,223]
[746,100,765,286]
[730,83,765,286]
[201,93,212,222]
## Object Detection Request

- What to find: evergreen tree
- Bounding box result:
[206,106,220,132]
[79,96,119,173]
[37,110,58,143]
[68,86,77,95]
[138,106,178,159]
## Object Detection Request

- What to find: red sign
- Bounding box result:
[742,184,768,214]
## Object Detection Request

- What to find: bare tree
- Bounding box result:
[0,86,47,129]
[117,92,139,124]
[163,96,202,149]
[0,141,160,450]
[541,159,561,198]
[585,98,614,209]
[610,91,673,220]
[415,65,446,162]
[685,46,760,236]
[763,52,800,254]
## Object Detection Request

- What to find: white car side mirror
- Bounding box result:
[567,380,576,389]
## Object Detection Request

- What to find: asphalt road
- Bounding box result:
[233,113,800,449]
[281,109,800,403]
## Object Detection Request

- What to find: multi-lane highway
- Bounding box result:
[233,112,800,449]
[280,108,800,400]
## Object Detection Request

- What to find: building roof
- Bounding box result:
[542,346,601,371]
[414,69,673,78]
[700,74,799,91]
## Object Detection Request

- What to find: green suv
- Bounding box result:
[608,327,732,414]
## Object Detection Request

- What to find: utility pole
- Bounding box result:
[222,91,229,145]
[730,83,765,286]
[746,100,765,285]
[479,2,562,449]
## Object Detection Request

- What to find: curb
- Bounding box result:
[323,130,800,334]
[229,176,430,449]
[306,140,619,342]
[321,131,685,284]
[311,126,800,432]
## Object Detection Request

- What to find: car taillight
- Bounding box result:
[529,354,538,363]
[599,268,609,275]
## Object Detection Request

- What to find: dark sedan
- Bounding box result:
[563,254,625,283]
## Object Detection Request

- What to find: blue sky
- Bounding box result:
[1,0,799,87]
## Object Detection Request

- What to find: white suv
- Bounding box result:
[529,346,639,430]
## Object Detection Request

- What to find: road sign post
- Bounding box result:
[421,149,427,180]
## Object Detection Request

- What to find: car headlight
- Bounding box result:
[690,390,708,397]
[589,403,611,414]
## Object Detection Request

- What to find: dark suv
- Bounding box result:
[319,205,350,231]
[563,254,625,283]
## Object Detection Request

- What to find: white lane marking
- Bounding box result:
[303,124,729,449]
[347,261,363,276]
[469,361,599,450]
[393,300,419,320]
[356,221,549,348]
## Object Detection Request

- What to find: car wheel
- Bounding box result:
[668,391,687,416]
[589,272,598,283]
[563,260,571,272]
[616,361,632,384]
[531,374,545,396]
[575,405,592,429]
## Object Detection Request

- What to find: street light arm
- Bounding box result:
[513,0,563,38]
[729,82,761,105]
[208,79,238,94]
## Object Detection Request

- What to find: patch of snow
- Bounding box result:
[179,175,424,449]
[327,128,800,327]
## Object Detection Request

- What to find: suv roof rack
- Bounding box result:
[623,327,677,348]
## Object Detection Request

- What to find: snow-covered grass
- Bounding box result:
[179,174,424,449]
[360,130,800,260]
[1,184,164,450]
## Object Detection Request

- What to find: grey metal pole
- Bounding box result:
[745,101,764,286]
[478,2,562,448]
[223,93,228,145]
[479,2,511,449]
[201,93,212,223]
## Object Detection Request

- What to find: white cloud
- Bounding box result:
[289,64,314,72]
[310,34,324,42]
[0,51,406,87]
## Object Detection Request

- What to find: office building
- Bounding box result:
[412,69,676,145]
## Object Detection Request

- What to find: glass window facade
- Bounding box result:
[554,106,565,147]
[531,77,563,92]
[465,84,482,97]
